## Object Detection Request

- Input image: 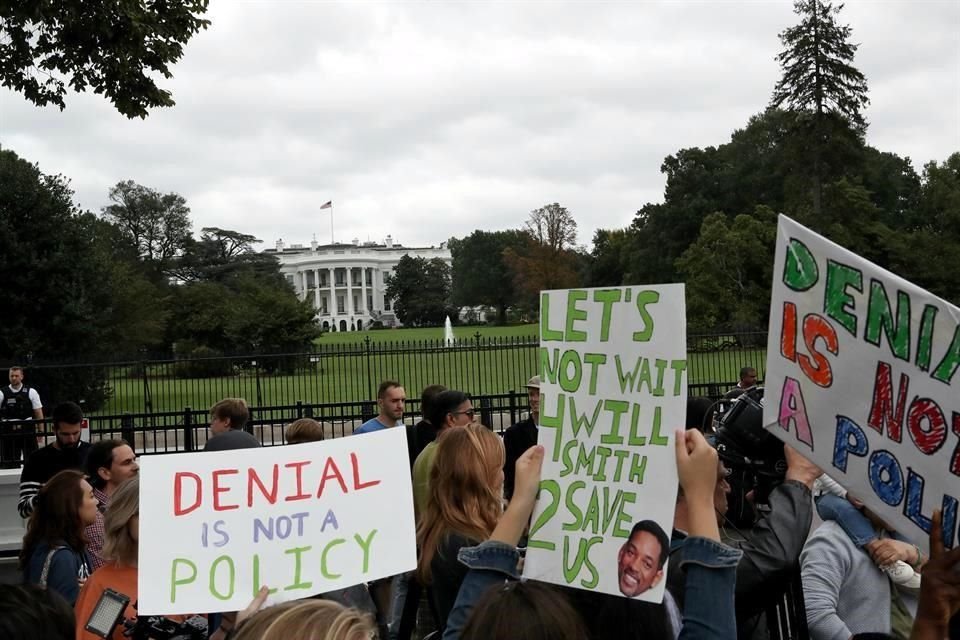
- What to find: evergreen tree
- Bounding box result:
[770,0,869,215]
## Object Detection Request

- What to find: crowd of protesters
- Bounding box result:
[1,365,958,640]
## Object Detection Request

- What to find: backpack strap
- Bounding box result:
[38,545,69,589]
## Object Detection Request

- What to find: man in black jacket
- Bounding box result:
[18,401,90,518]
[502,375,540,501]
[668,444,821,639]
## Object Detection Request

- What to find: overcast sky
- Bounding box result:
[2,0,958,251]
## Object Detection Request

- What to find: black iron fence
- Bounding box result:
[0,392,536,465]
[6,331,768,418]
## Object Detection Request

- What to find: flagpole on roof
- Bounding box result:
[320,200,334,244]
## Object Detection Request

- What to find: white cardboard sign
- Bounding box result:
[764,215,959,552]
[138,427,416,614]
[523,286,685,602]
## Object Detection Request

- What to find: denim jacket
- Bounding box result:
[443,536,742,640]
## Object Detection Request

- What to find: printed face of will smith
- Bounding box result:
[617,530,665,597]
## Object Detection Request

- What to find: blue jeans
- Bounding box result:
[815,494,878,547]
[443,537,741,640]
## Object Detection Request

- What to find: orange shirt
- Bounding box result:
[75,564,138,640]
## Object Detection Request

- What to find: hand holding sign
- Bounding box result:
[675,429,720,542]
[514,445,545,506]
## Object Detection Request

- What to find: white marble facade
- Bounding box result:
[266,236,452,331]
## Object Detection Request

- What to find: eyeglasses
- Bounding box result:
[452,410,475,419]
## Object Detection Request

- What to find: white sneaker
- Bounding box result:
[882,560,921,590]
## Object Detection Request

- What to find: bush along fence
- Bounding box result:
[1,330,767,442]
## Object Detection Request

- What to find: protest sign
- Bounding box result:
[138,427,416,615]
[522,286,686,602]
[765,215,959,552]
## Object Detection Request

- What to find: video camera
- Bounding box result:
[84,589,207,640]
[713,387,788,526]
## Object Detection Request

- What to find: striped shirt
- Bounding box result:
[18,442,91,518]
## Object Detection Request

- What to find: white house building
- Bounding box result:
[265,235,452,331]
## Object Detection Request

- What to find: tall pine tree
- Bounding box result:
[771,0,869,216]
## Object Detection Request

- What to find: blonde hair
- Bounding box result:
[285,418,324,444]
[102,476,140,567]
[232,599,376,640]
[417,423,504,584]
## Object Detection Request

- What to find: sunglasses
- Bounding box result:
[451,409,476,419]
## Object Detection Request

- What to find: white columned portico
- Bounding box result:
[347,266,354,319]
[360,267,367,317]
[313,268,321,310]
[328,268,335,318]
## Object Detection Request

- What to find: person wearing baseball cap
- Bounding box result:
[502,375,540,501]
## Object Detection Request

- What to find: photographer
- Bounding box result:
[669,389,821,639]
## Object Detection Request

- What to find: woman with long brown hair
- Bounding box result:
[417,422,505,631]
[20,469,97,605]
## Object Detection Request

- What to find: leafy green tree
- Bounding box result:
[172,227,277,283]
[676,207,778,332]
[771,0,869,214]
[0,150,167,408]
[385,255,454,327]
[101,180,192,277]
[584,228,635,287]
[0,1,210,118]
[449,229,528,324]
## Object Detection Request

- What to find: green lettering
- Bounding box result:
[610,449,631,483]
[615,354,642,393]
[652,359,667,396]
[321,538,345,579]
[210,555,236,601]
[559,439,577,477]
[528,480,561,551]
[613,492,637,538]
[824,260,863,336]
[574,442,596,477]
[541,292,564,341]
[251,555,279,598]
[916,305,938,372]
[170,558,197,604]
[632,291,660,342]
[354,530,377,574]
[540,347,559,384]
[540,392,566,462]
[649,406,668,446]
[628,454,648,484]
[592,289,622,342]
[783,238,819,291]
[568,396,603,438]
[627,403,647,446]
[600,399,629,445]
[282,546,314,591]
[565,290,589,342]
[671,359,687,396]
[558,349,582,393]
[594,446,612,481]
[932,325,960,385]
[562,535,602,588]
[562,481,586,531]
[583,353,607,395]
[864,280,911,361]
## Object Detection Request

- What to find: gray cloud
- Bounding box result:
[1,0,957,250]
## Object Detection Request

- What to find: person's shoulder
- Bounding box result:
[804,521,855,557]
[356,419,384,434]
[204,430,260,451]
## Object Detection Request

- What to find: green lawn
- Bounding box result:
[97,326,767,415]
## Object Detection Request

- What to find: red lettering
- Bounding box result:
[212,469,240,511]
[317,457,348,496]
[907,398,947,455]
[780,302,797,361]
[174,472,202,516]
[247,465,279,507]
[798,314,838,388]
[285,461,312,502]
[867,362,908,442]
[351,452,381,490]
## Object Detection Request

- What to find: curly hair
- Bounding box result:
[417,423,504,584]
[102,476,139,566]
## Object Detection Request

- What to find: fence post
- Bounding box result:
[479,395,492,429]
[473,332,483,396]
[183,407,194,452]
[296,401,304,419]
[364,336,373,398]
[121,413,135,447]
